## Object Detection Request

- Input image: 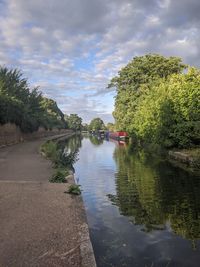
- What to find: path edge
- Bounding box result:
[44,133,97,267]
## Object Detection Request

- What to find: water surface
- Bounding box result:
[70,136,200,267]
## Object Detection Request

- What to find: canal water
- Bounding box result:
[68,135,200,267]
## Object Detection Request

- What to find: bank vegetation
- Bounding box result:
[0,66,82,133]
[109,54,200,164]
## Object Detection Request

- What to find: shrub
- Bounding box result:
[67,184,81,195]
[41,141,59,162]
[133,68,200,148]
[49,169,68,183]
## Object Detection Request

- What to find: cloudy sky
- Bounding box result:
[0,0,199,123]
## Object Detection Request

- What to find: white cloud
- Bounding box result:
[0,0,200,122]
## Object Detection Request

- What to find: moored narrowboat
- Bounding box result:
[109,131,129,141]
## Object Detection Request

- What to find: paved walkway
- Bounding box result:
[0,136,96,267]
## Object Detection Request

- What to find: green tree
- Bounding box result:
[133,68,200,147]
[0,66,67,132]
[40,97,66,130]
[66,114,82,131]
[89,117,105,131]
[82,123,89,131]
[106,122,115,131]
[108,54,200,148]
[109,54,187,133]
[0,67,43,132]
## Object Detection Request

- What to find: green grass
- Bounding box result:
[67,184,81,195]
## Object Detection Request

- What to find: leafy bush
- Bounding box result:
[133,68,200,148]
[49,169,68,183]
[41,139,78,183]
[41,141,59,162]
[67,184,81,195]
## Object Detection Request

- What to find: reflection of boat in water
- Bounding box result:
[109,138,127,147]
[109,131,129,141]
[89,130,128,146]
[90,130,105,138]
[99,130,105,138]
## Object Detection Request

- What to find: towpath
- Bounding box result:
[0,135,96,267]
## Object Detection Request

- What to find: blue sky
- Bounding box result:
[0,0,200,123]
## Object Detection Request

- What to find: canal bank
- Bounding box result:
[0,134,96,267]
[169,149,200,169]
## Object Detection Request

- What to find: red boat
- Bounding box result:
[109,131,129,141]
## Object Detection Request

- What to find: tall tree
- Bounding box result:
[133,68,200,147]
[106,122,115,131]
[0,66,67,132]
[89,118,105,131]
[66,114,82,131]
[108,54,200,148]
[40,97,66,129]
[109,54,187,133]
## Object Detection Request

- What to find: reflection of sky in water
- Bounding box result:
[73,137,200,267]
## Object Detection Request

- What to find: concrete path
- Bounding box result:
[0,136,96,267]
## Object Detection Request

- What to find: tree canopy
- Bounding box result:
[89,117,105,131]
[109,54,200,148]
[65,114,82,131]
[106,122,115,131]
[133,68,200,147]
[0,66,81,132]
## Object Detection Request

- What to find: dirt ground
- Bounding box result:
[0,136,96,267]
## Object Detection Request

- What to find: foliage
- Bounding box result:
[106,122,115,131]
[0,66,67,132]
[133,68,200,148]
[109,54,187,131]
[89,117,105,131]
[49,169,68,183]
[41,141,69,183]
[67,184,81,195]
[109,54,200,148]
[56,136,81,167]
[109,54,186,90]
[41,141,59,162]
[41,139,77,168]
[65,114,82,131]
[40,97,66,130]
[41,136,82,183]
[82,123,89,131]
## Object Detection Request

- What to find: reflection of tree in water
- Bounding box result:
[157,162,200,244]
[109,145,200,243]
[89,135,104,146]
[56,135,82,169]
